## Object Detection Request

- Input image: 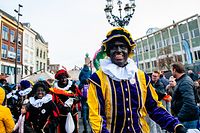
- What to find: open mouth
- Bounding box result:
[38,94,44,98]
[114,54,124,60]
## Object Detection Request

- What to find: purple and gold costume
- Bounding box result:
[88,69,181,133]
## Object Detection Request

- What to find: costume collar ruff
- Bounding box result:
[54,80,72,91]
[6,90,18,99]
[18,87,32,96]
[100,58,138,81]
[29,94,52,108]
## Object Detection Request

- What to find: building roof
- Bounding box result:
[0,8,23,27]
[31,28,47,44]
[0,9,17,21]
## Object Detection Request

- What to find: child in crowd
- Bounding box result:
[13,101,28,133]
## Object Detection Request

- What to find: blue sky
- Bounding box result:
[0,0,200,70]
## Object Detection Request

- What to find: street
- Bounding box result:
[78,111,91,133]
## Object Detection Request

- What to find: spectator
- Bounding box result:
[14,80,33,121]
[160,70,169,88]
[188,70,199,81]
[171,63,199,129]
[151,71,166,101]
[78,64,92,133]
[166,76,176,97]
[150,71,167,133]
[165,76,176,114]
[194,81,200,105]
[13,102,28,133]
[0,87,15,133]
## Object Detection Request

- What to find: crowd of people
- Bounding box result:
[0,69,82,133]
[0,27,200,133]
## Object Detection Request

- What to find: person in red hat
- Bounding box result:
[50,69,81,133]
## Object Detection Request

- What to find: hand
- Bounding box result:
[175,125,187,133]
[64,98,74,107]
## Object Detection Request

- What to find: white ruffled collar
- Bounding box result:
[18,87,32,96]
[6,90,18,99]
[100,58,138,81]
[54,80,72,91]
[29,94,52,108]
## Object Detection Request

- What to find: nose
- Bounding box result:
[116,46,122,52]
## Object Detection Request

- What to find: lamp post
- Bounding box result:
[104,0,136,27]
[14,4,23,85]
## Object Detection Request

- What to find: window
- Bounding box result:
[138,47,142,53]
[17,49,21,62]
[30,67,33,75]
[2,26,9,40]
[10,30,15,43]
[25,33,29,47]
[24,50,29,63]
[40,62,42,70]
[9,67,14,75]
[194,51,198,60]
[40,50,42,58]
[181,32,189,40]
[149,43,155,50]
[43,63,46,71]
[30,52,34,65]
[10,46,14,52]
[36,61,39,71]
[1,65,8,74]
[198,50,200,60]
[191,29,200,38]
[139,63,144,70]
[43,52,45,59]
[143,45,149,52]
[36,48,39,56]
[152,60,157,67]
[1,65,5,74]
[18,34,22,45]
[172,35,179,44]
[145,62,150,69]
[156,41,162,48]
[25,65,28,75]
[164,38,170,46]
[1,44,8,59]
[0,65,15,75]
[30,37,34,49]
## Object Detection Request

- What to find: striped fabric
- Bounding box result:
[88,69,181,133]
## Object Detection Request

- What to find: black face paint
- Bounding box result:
[109,41,129,67]
[36,87,46,99]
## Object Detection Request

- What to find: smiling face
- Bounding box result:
[36,86,46,99]
[108,41,129,67]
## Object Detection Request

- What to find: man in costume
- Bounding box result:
[25,80,59,132]
[87,27,188,133]
[13,80,33,121]
[50,69,81,133]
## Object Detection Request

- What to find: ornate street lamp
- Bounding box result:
[104,0,136,27]
[14,4,23,85]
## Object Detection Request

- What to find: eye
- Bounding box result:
[121,45,127,50]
